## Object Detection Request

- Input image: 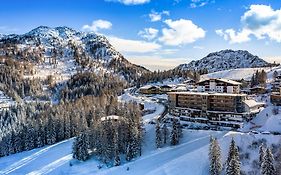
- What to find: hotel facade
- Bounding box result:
[168,91,261,128]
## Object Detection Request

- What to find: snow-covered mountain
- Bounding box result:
[176,50,269,73]
[0,26,149,82]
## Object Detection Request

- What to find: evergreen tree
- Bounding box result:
[261,148,275,175]
[72,133,89,161]
[162,124,169,144]
[155,121,162,148]
[113,132,121,166]
[170,117,179,146]
[259,143,265,167]
[209,137,222,175]
[226,138,240,175]
[226,159,241,175]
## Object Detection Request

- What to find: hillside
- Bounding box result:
[201,66,281,81]
[176,50,269,73]
[0,26,149,83]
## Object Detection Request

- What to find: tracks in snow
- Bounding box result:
[27,154,72,175]
[0,139,70,175]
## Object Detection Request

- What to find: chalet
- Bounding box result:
[249,86,267,94]
[197,78,241,94]
[171,84,188,92]
[100,115,121,122]
[272,75,281,92]
[270,87,281,106]
[160,85,173,93]
[168,91,259,128]
[139,85,160,94]
[183,79,196,89]
[244,99,265,113]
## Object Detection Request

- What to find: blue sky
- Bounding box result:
[0,0,281,70]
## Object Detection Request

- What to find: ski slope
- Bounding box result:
[201,66,281,81]
[0,139,74,175]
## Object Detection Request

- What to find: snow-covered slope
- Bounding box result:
[0,128,280,175]
[177,50,269,73]
[201,66,281,81]
[0,26,148,82]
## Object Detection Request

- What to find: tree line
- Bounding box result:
[209,137,278,175]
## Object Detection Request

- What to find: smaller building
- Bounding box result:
[100,115,121,122]
[249,86,267,94]
[272,75,281,92]
[196,78,241,94]
[271,87,281,106]
[160,85,173,93]
[171,84,189,92]
[139,85,160,94]
[244,99,265,113]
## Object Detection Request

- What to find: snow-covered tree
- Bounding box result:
[209,137,222,175]
[155,121,162,148]
[261,148,275,175]
[113,132,121,166]
[72,133,89,161]
[226,159,241,175]
[170,117,179,146]
[162,123,169,144]
[226,138,240,175]
[259,143,265,167]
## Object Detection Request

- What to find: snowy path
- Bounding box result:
[0,139,73,175]
[27,154,72,175]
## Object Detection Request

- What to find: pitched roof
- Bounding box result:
[197,78,242,85]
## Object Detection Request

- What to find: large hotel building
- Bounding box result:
[167,78,264,128]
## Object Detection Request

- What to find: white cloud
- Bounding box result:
[216,5,281,43]
[82,20,112,32]
[193,45,204,49]
[190,0,214,8]
[105,0,150,5]
[138,28,159,40]
[215,29,251,43]
[159,19,206,46]
[108,36,161,53]
[148,10,170,22]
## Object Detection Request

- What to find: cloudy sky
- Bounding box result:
[1,0,281,70]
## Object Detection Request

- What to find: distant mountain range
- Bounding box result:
[0,26,149,82]
[176,49,270,73]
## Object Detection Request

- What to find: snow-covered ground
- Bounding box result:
[0,90,16,109]
[201,66,281,81]
[1,126,280,174]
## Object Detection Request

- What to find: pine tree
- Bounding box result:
[170,117,179,146]
[261,148,275,175]
[72,133,89,161]
[259,143,265,167]
[226,138,240,175]
[226,159,241,175]
[113,132,121,166]
[162,123,169,144]
[155,121,162,148]
[209,137,222,175]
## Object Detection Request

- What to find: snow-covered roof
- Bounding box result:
[244,99,265,108]
[197,78,241,85]
[139,85,159,90]
[100,115,121,121]
[168,91,246,97]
